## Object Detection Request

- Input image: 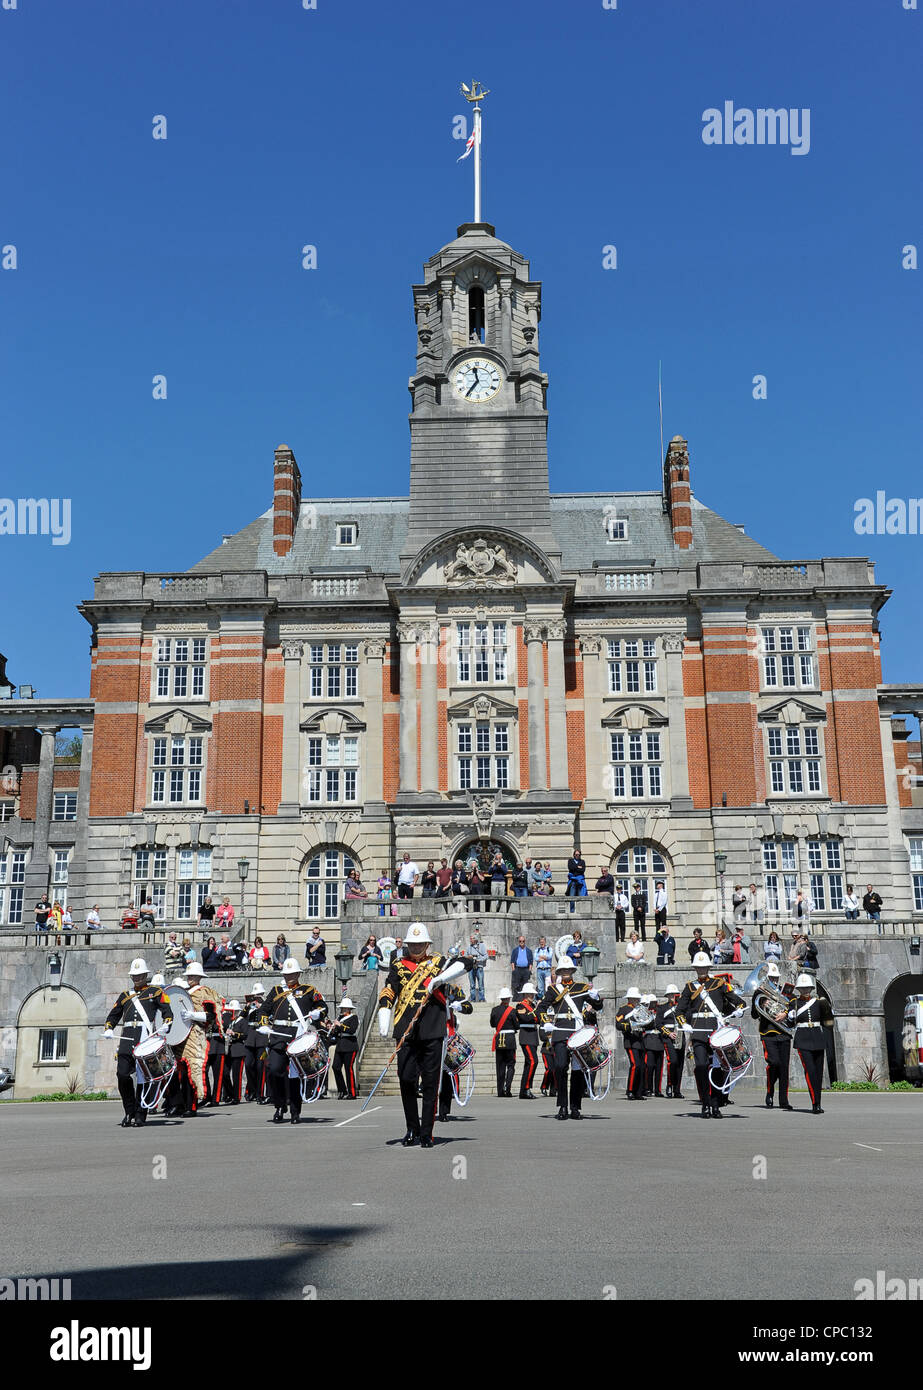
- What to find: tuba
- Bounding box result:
[628,1004,654,1029]
[744,963,793,1036]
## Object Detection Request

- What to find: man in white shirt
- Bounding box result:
[653,881,668,930]
[396,853,420,900]
[613,884,629,942]
[85,905,101,930]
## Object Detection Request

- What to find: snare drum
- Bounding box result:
[133,1034,175,1083]
[443,1033,475,1074]
[566,1025,610,1074]
[286,1030,328,1081]
[708,1025,751,1074]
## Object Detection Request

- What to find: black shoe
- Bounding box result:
[765,1096,774,1109]
[120,1114,134,1127]
[291,1114,302,1124]
[271,1109,285,1124]
[711,1106,723,1118]
[654,1092,664,1098]
[420,1136,435,1148]
[556,1107,568,1120]
[133,1114,147,1126]
[437,1113,449,1123]
[519,1092,535,1100]
[674,1092,685,1100]
[336,1092,346,1100]
[400,1131,420,1147]
[569,1108,583,1119]
[779,1102,794,1111]
[812,1105,824,1114]
[701,1105,711,1119]
[665,1087,673,1098]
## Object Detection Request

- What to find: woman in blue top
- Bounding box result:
[566,930,585,966]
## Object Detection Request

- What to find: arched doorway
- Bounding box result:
[457,839,517,873]
[15,986,89,1099]
[882,974,923,1082]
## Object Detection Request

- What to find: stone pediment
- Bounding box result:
[144,707,212,734]
[758,698,826,725]
[446,691,519,720]
[401,527,559,589]
[601,703,668,729]
[300,707,367,734]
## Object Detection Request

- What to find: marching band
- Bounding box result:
[102,927,837,1136]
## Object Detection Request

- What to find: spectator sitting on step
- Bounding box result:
[85,904,102,931]
[248,936,270,971]
[138,898,156,928]
[625,931,646,964]
[594,866,615,896]
[202,935,221,971]
[306,927,327,968]
[344,869,368,901]
[215,933,238,970]
[120,903,138,930]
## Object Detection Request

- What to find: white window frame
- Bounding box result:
[608,729,665,800]
[760,626,816,690]
[455,719,512,791]
[152,635,208,702]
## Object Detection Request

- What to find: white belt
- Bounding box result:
[497,1029,516,1035]
[798,1021,822,1028]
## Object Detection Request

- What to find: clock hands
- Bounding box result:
[465,366,480,398]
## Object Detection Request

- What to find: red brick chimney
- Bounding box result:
[272,445,302,557]
[663,435,693,550]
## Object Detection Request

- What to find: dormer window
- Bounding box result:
[468,285,485,343]
[606,516,628,542]
[336,523,357,547]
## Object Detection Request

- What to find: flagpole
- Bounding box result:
[461,82,489,222]
[473,101,482,221]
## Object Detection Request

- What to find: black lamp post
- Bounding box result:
[237,858,250,931]
[714,850,728,930]
[334,946,355,1007]
[48,952,63,990]
[580,943,600,983]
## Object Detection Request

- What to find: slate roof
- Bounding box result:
[189,492,778,575]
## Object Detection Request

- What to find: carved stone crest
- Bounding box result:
[444,537,518,587]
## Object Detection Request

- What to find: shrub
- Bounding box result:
[29,1091,110,1102]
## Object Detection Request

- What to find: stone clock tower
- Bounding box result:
[402,221,561,564]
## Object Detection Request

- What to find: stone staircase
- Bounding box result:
[357,957,535,1098]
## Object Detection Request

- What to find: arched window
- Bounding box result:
[612,844,670,910]
[468,285,485,343]
[304,847,356,920]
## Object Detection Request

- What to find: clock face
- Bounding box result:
[452,356,502,403]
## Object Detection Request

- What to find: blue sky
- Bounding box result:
[1,0,920,692]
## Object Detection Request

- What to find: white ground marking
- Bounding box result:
[335,1106,381,1127]
[854,1142,883,1151]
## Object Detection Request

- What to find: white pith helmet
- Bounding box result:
[186,961,204,978]
[498,987,512,999]
[795,974,815,990]
[693,952,711,968]
[766,963,781,978]
[248,982,265,996]
[129,958,149,976]
[405,923,432,945]
[339,998,354,1010]
[626,987,642,1001]
[281,957,302,974]
[150,973,165,987]
[555,957,576,973]
[664,983,679,995]
[226,999,241,1011]
[521,984,536,995]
